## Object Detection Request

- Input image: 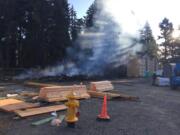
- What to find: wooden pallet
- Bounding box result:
[39,85,90,102]
[90,81,114,92]
[15,105,67,117]
[0,99,39,112]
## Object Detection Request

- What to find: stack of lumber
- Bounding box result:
[88,91,139,101]
[0,99,39,112]
[90,81,114,92]
[39,85,90,102]
[15,104,67,117]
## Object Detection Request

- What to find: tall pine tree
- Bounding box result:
[85,0,97,28]
[140,22,158,58]
[159,18,174,63]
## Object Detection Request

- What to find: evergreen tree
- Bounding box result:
[76,18,85,33]
[158,18,174,62]
[69,6,78,41]
[85,0,97,28]
[140,22,158,58]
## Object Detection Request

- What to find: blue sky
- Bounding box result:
[69,0,94,18]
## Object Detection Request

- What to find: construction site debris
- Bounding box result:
[90,81,114,92]
[15,104,67,117]
[6,94,18,97]
[31,117,55,126]
[24,82,58,87]
[39,85,90,102]
[51,115,65,126]
[88,91,138,101]
[20,91,39,97]
[51,111,58,117]
[51,118,61,126]
[32,96,39,100]
[0,99,40,112]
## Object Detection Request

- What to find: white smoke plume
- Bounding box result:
[103,0,180,37]
[15,0,144,80]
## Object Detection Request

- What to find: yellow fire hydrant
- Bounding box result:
[65,91,79,128]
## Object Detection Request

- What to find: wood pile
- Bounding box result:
[0,80,139,119]
[39,85,90,102]
[90,81,114,92]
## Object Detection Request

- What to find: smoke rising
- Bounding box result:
[104,0,180,37]
[15,0,143,80]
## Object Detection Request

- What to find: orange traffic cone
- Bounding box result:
[97,95,110,121]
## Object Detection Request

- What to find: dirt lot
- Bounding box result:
[0,78,180,135]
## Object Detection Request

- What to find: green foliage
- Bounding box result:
[158,18,174,62]
[140,22,158,58]
[69,6,84,42]
[85,0,97,28]
[69,6,78,41]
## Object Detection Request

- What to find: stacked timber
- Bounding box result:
[90,81,114,92]
[39,85,90,102]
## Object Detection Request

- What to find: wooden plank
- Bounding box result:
[88,91,139,101]
[1,103,40,112]
[0,99,22,106]
[46,94,90,102]
[0,99,40,112]
[39,85,90,102]
[39,85,88,94]
[88,91,120,99]
[15,105,67,117]
[24,82,57,88]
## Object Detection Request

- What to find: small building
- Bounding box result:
[127,53,158,77]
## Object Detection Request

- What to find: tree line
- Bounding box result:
[85,0,180,64]
[140,18,180,63]
[0,0,83,68]
[0,0,180,69]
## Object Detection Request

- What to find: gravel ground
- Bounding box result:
[0,79,180,135]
